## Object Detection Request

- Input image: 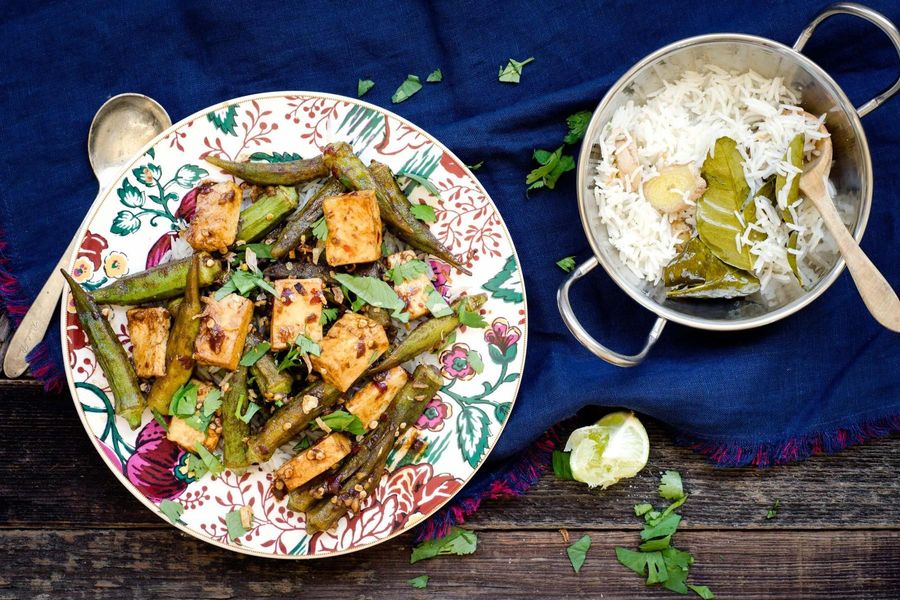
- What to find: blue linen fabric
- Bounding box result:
[1,0,897,475]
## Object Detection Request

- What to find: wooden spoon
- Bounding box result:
[798,121,900,332]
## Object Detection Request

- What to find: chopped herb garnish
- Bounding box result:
[320,307,339,325]
[498,56,534,83]
[397,171,441,197]
[467,349,484,374]
[426,69,442,83]
[425,287,453,317]
[215,268,276,300]
[392,74,423,103]
[169,382,198,417]
[151,408,169,432]
[467,161,484,171]
[552,450,574,480]
[193,443,224,477]
[317,410,366,436]
[357,78,375,98]
[410,203,437,223]
[408,575,430,589]
[333,273,406,318]
[457,301,488,329]
[688,584,715,599]
[659,470,685,500]
[526,146,575,193]
[766,499,780,520]
[293,436,312,452]
[567,534,591,573]
[311,216,328,241]
[185,452,209,479]
[235,389,262,423]
[634,503,653,516]
[225,508,252,541]
[556,256,576,272]
[564,110,592,144]
[295,333,321,356]
[159,499,185,524]
[410,527,477,563]
[386,259,430,285]
[240,341,271,367]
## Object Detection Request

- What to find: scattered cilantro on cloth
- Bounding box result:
[392,74,423,103]
[358,79,375,98]
[564,110,592,144]
[526,146,575,193]
[426,69,442,83]
[556,256,576,272]
[498,57,534,83]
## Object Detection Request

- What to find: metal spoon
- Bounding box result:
[798,121,900,332]
[3,94,171,377]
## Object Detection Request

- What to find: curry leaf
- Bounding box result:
[318,410,366,436]
[333,273,405,312]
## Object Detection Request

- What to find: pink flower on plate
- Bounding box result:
[125,420,188,501]
[439,343,476,381]
[416,397,451,432]
[484,317,521,363]
[428,259,451,298]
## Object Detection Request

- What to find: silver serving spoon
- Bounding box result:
[3,93,171,377]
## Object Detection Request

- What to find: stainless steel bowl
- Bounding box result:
[558,2,900,367]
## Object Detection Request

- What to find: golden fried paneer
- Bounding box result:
[126,307,170,377]
[323,190,382,266]
[185,181,243,253]
[345,366,409,428]
[386,250,436,320]
[166,381,221,453]
[271,278,325,350]
[310,312,389,392]
[273,433,351,492]
[194,293,253,371]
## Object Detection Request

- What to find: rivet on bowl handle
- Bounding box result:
[557,257,667,367]
[794,2,900,118]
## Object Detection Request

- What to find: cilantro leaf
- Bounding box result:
[426,69,442,83]
[526,146,575,193]
[467,349,484,374]
[556,256,576,272]
[552,450,574,480]
[235,386,262,423]
[169,383,198,417]
[318,410,366,436]
[193,443,224,477]
[659,470,685,500]
[215,269,275,300]
[312,216,328,241]
[688,584,715,599]
[616,547,669,583]
[240,341,271,367]
[408,575,429,589]
[410,203,437,223]
[358,79,375,98]
[498,56,534,84]
[320,307,339,325]
[410,527,477,563]
[567,534,591,573]
[634,503,653,516]
[185,453,209,479]
[467,161,483,171]
[387,259,430,285]
[397,171,441,196]
[225,508,252,541]
[295,333,321,357]
[392,74,422,103]
[159,499,185,524]
[646,494,687,527]
[564,110,592,144]
[457,302,487,329]
[151,408,169,432]
[245,243,272,259]
[640,513,682,542]
[425,287,453,318]
[766,499,780,519]
[334,273,405,314]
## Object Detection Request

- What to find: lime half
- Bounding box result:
[564,411,649,489]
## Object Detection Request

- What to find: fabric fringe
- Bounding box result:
[0,227,64,391]
[414,427,561,542]
[675,414,900,468]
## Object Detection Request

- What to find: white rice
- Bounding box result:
[593,65,835,298]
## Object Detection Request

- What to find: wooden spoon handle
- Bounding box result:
[811,188,900,332]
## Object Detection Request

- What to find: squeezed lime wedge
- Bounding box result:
[564,411,649,489]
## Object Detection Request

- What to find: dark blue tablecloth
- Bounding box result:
[1,1,898,535]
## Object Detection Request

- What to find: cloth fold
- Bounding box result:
[1,0,898,534]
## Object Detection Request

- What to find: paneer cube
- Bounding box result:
[345,366,409,428]
[126,307,170,378]
[273,433,351,493]
[310,313,389,392]
[185,181,243,252]
[323,190,382,266]
[270,278,325,350]
[386,250,437,320]
[166,381,221,453]
[194,293,254,370]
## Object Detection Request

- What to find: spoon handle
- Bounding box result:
[811,187,900,332]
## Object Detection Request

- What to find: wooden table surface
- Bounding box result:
[2,378,898,599]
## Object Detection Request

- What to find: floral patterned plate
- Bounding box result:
[61,92,527,558]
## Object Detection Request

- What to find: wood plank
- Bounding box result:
[0,528,896,599]
[2,383,898,530]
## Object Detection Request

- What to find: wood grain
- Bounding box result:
[0,529,897,599]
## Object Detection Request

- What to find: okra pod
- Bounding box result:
[305,365,441,532]
[147,255,203,414]
[92,254,223,304]
[322,143,469,274]
[245,381,341,464]
[221,365,250,468]
[371,294,486,373]
[270,178,345,258]
[61,270,145,429]
[236,186,299,243]
[246,332,293,399]
[205,155,328,185]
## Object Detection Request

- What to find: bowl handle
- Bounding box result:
[557,256,667,367]
[793,2,900,117]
